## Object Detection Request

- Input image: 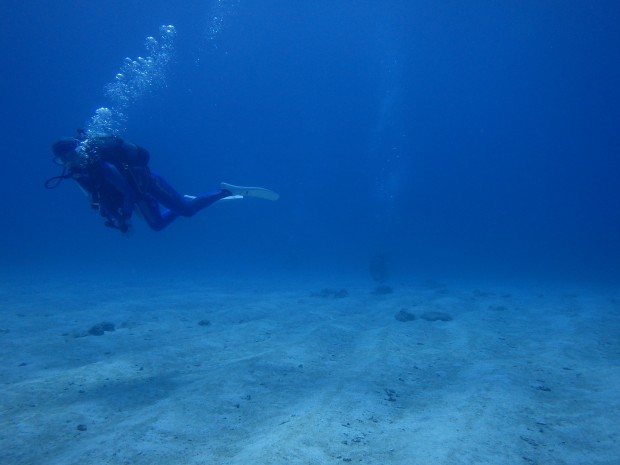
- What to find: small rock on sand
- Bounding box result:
[395,309,416,322]
[87,321,115,336]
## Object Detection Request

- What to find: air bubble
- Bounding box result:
[86,24,176,137]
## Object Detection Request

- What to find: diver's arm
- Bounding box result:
[99,161,135,220]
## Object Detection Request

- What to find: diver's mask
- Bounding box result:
[46,137,86,189]
[51,137,88,169]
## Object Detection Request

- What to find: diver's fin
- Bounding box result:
[184,193,243,202]
[220,182,280,201]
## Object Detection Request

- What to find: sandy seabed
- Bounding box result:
[1,273,619,465]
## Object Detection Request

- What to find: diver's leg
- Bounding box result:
[136,195,179,231]
[148,172,229,217]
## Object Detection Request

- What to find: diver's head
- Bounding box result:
[52,137,80,167]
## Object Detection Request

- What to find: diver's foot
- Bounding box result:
[220,182,280,201]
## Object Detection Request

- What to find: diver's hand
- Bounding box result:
[104,217,131,234]
[114,208,132,233]
[119,222,130,234]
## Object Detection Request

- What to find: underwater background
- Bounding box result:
[1,0,619,284]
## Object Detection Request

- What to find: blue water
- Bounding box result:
[2,3,620,463]
[1,1,619,280]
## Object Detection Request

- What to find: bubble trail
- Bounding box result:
[86,25,177,138]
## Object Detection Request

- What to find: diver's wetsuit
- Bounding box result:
[133,172,228,231]
[74,136,229,231]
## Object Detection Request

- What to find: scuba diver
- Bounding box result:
[45,132,279,233]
